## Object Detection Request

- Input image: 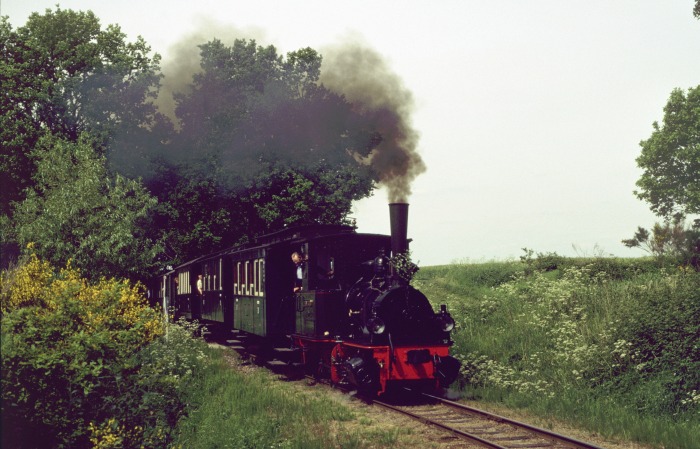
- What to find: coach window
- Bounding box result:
[261,259,265,296]
[206,264,211,291]
[241,261,247,295]
[178,271,191,294]
[234,262,241,295]
[245,260,255,296]
[253,259,260,295]
[238,261,243,295]
[255,259,264,296]
[250,259,256,296]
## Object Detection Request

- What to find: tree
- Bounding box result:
[695,0,700,19]
[622,219,700,267]
[0,8,166,217]
[248,165,372,231]
[13,134,162,281]
[149,169,241,266]
[146,39,380,264]
[634,86,700,220]
[172,39,378,181]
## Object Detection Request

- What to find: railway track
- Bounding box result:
[372,391,608,449]
[212,332,609,448]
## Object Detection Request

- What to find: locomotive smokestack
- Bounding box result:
[389,203,409,257]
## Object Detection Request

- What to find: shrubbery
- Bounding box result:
[419,256,700,448]
[607,270,700,414]
[0,253,208,449]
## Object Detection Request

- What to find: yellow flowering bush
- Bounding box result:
[1,254,167,448]
[0,252,53,313]
[88,419,126,449]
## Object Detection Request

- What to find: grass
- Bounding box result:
[171,343,419,449]
[5,253,697,448]
[416,257,700,449]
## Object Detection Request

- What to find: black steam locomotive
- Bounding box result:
[150,203,460,396]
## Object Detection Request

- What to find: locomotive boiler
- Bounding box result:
[151,203,460,396]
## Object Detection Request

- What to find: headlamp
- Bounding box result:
[439,314,455,332]
[367,316,386,335]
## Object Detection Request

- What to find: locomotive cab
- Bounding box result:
[289,234,392,340]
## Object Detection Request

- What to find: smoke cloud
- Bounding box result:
[319,42,425,203]
[157,19,267,126]
[155,26,425,202]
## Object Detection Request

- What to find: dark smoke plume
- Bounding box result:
[154,26,425,202]
[319,43,425,203]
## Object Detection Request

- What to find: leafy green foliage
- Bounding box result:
[150,172,240,265]
[390,251,420,283]
[608,271,700,414]
[622,218,700,269]
[519,248,568,274]
[417,259,700,448]
[1,255,167,448]
[635,86,700,220]
[144,38,379,264]
[0,8,164,217]
[4,10,383,270]
[13,135,162,281]
[249,166,371,230]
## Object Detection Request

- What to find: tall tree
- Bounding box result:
[149,168,241,265]
[635,86,700,220]
[0,8,166,217]
[13,134,162,281]
[148,39,380,264]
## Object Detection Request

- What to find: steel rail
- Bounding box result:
[372,399,509,449]
[420,392,609,449]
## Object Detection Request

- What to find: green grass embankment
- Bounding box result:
[171,344,407,449]
[415,257,699,449]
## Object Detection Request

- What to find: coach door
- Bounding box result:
[233,253,266,336]
[201,258,224,323]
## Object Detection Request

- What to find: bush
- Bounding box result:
[1,254,166,448]
[572,257,661,280]
[520,248,570,274]
[607,270,700,414]
[420,259,700,448]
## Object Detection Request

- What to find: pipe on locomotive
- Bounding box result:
[389,203,409,257]
[388,203,410,284]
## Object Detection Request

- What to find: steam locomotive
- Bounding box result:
[150,203,460,396]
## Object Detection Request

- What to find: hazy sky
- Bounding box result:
[4,1,700,266]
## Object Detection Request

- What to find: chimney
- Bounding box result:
[389,203,409,257]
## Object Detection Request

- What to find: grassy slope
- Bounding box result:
[415,258,700,449]
[172,345,437,449]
